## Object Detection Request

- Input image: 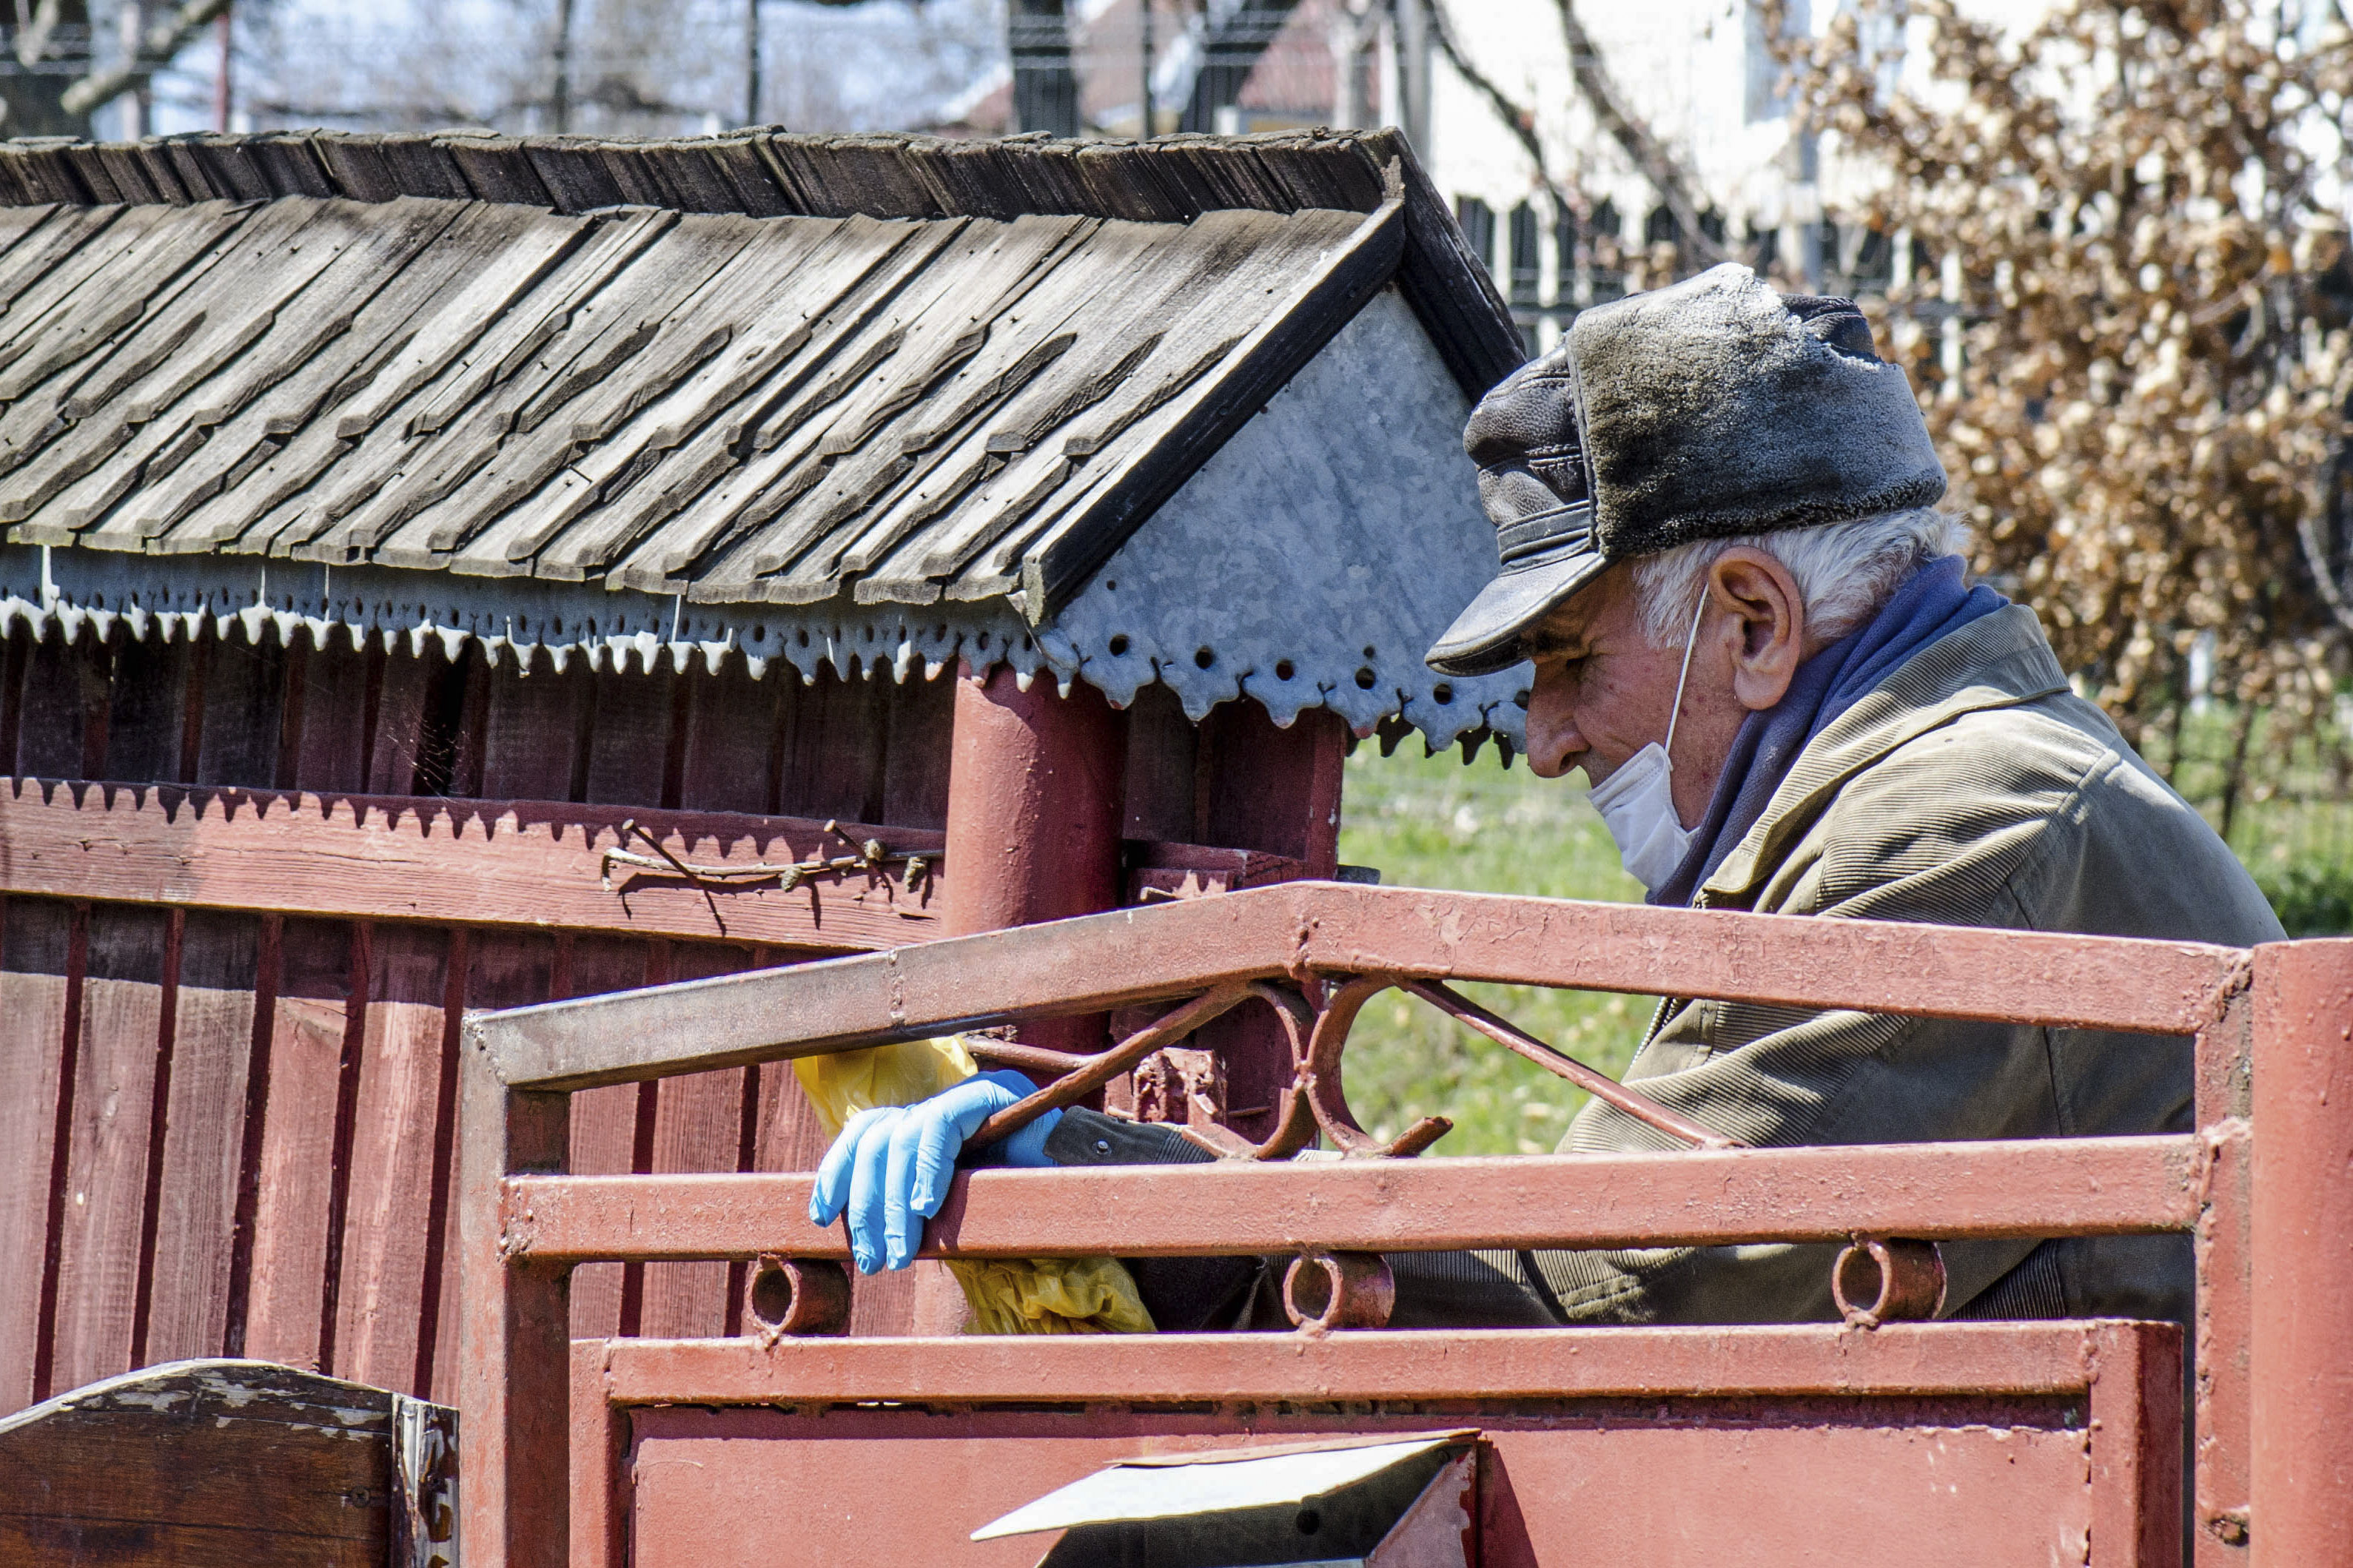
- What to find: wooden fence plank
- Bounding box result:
[365,640,437,796]
[0,898,73,1415]
[880,668,956,830]
[140,909,261,1365]
[776,665,887,824]
[564,935,648,1342]
[241,918,356,1371]
[101,633,191,786]
[331,923,450,1392]
[14,625,98,781]
[583,647,679,807]
[47,903,169,1395]
[676,653,775,816]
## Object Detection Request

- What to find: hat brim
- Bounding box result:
[1423,546,1612,677]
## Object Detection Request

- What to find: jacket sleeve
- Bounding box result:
[1038,1109,1561,1330]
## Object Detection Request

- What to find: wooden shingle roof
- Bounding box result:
[0,129,1528,744]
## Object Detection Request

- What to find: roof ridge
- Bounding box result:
[0,127,1385,221]
[0,127,1522,400]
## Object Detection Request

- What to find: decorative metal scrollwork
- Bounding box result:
[952,969,1733,1165]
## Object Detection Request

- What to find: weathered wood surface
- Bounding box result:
[0,186,1398,616]
[0,1357,453,1567]
[0,776,944,949]
[0,128,1522,406]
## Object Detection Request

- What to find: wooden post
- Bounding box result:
[943,662,1127,1054]
[457,1033,571,1568]
[2250,938,2353,1566]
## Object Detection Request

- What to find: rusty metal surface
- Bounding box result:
[466,884,2249,1091]
[450,889,2291,1567]
[1404,977,1733,1149]
[621,1399,2102,1568]
[743,1256,851,1342]
[2250,939,2353,1567]
[584,1319,2159,1406]
[499,1134,2207,1263]
[1300,975,1455,1157]
[568,1339,628,1568]
[456,1056,570,1568]
[1282,1251,1396,1330]
[594,1322,2177,1568]
[2193,980,2256,1559]
[1831,1239,1947,1328]
[967,986,1251,1151]
[2087,1309,2187,1568]
[2196,1117,2254,1558]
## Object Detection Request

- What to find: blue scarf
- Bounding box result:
[1650,556,2009,908]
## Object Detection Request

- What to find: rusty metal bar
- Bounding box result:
[467,885,2248,1092]
[2088,1308,2188,1567]
[2250,938,2353,1567]
[964,984,1255,1151]
[568,1339,628,1568]
[587,1319,2165,1407]
[963,1039,1099,1076]
[2191,972,2257,1561]
[457,1049,569,1568]
[1403,978,1736,1149]
[2196,1116,2254,1558]
[499,1133,2207,1264]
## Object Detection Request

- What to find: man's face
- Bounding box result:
[1520,564,1694,789]
[1518,550,1817,829]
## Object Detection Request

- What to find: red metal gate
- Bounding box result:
[457,884,2352,1565]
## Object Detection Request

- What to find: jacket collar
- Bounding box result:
[1698,604,2071,905]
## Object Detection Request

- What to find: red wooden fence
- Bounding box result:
[0,610,1345,1416]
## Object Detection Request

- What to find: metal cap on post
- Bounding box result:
[2250,938,2353,1564]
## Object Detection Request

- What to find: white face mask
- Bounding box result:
[1586,594,1707,895]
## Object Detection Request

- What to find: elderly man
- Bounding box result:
[810,264,2283,1332]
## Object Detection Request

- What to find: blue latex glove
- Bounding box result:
[808,1069,1061,1273]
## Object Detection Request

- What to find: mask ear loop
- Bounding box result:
[1659,588,1709,764]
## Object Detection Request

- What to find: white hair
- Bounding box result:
[1629,508,1968,648]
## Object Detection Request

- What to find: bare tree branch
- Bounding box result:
[1550,0,1727,264]
[1424,0,1575,226]
[61,0,229,116]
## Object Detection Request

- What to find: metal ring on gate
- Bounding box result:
[1283,1251,1396,1331]
[1831,1237,1947,1328]
[745,1254,853,1342]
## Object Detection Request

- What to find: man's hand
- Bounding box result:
[808,1069,1062,1273]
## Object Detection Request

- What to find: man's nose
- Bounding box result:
[1523,672,1582,778]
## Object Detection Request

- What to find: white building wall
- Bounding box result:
[1416,0,2058,326]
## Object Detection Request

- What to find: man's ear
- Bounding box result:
[1708,549,1807,711]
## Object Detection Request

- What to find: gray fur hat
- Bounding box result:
[1426,263,1947,677]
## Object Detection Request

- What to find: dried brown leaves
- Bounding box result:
[1785,0,2353,740]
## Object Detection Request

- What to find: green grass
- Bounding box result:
[1333,744,1651,1156]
